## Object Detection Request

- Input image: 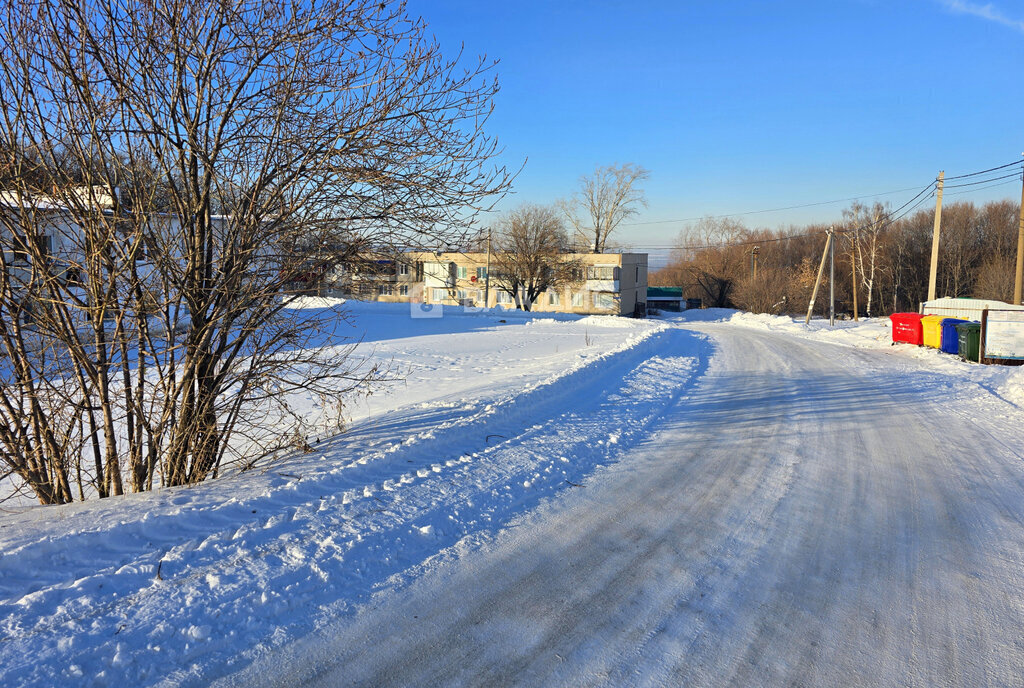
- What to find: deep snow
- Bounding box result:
[1,302,1023,687]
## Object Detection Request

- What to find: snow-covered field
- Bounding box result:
[2,302,1023,687]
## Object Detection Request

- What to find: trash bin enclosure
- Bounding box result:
[890,313,925,345]
[981,309,1024,361]
[921,315,945,348]
[940,318,967,354]
[956,322,981,362]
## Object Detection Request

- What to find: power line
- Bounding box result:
[618,185,933,227]
[943,170,1022,189]
[623,158,1022,255]
[943,158,1024,181]
[944,178,1021,198]
[628,182,938,252]
[624,160,1023,230]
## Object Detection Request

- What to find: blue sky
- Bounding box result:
[408,0,1024,249]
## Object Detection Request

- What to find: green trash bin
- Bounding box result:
[955,322,981,362]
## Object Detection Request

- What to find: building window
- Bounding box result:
[594,293,615,310]
[476,267,488,280]
[496,290,513,304]
[134,238,149,262]
[572,291,585,307]
[433,288,449,302]
[399,284,409,296]
[549,291,560,306]
[63,265,83,286]
[37,235,52,259]
[378,284,394,296]
[398,262,409,276]
[457,266,468,279]
[12,239,28,264]
[586,266,618,280]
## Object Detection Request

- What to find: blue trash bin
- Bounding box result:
[940,318,968,355]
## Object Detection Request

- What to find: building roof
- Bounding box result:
[648,286,683,299]
[0,186,115,211]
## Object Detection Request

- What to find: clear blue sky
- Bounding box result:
[408,0,1024,250]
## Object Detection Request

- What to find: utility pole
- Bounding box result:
[829,228,835,327]
[484,226,491,307]
[1015,157,1024,305]
[850,237,859,321]
[927,171,944,302]
[805,230,833,325]
[751,246,759,280]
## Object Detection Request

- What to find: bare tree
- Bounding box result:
[883,209,932,313]
[562,163,649,253]
[939,202,985,298]
[674,217,748,308]
[843,201,889,318]
[0,0,510,504]
[973,255,1016,301]
[492,205,580,311]
[732,266,794,314]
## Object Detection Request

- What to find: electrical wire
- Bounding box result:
[943,159,1024,180]
[626,198,936,252]
[631,161,1021,231]
[618,185,934,227]
[621,159,1020,255]
[942,171,1022,189]
[627,182,938,252]
[943,178,1021,198]
[621,161,1022,229]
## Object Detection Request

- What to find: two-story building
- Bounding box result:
[326,252,425,301]
[419,251,648,316]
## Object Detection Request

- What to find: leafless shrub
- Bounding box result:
[0,0,510,504]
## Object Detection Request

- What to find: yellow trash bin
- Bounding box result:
[921,314,945,349]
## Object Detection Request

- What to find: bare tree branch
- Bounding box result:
[562,163,649,253]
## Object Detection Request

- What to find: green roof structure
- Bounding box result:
[647,287,683,299]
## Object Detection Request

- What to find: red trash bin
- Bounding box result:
[890,312,925,345]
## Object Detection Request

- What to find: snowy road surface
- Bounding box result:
[222,323,1024,687]
[3,307,1024,687]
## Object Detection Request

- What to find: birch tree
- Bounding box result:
[843,201,888,318]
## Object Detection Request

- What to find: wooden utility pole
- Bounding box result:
[1014,164,1024,305]
[829,229,835,327]
[927,171,944,302]
[484,227,491,306]
[850,237,859,321]
[805,230,833,325]
[751,246,759,280]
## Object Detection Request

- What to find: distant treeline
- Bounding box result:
[650,199,1021,317]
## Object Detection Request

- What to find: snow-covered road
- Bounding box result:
[3,307,1024,687]
[222,323,1024,687]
